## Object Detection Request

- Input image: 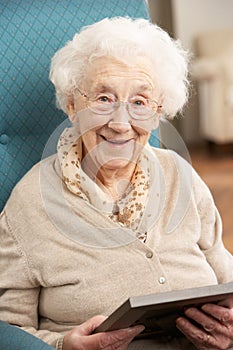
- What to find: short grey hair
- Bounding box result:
[49,17,189,118]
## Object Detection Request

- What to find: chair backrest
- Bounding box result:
[0,0,159,212]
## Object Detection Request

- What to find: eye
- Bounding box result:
[96,94,115,104]
[131,96,149,107]
[134,100,145,106]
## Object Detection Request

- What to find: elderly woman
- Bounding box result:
[0,17,233,350]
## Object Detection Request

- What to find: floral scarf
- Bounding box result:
[58,127,152,242]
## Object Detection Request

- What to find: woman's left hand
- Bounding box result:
[176,295,233,349]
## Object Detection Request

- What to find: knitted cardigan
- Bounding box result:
[1,147,232,349]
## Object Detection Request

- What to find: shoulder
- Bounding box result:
[2,154,62,253]
[5,154,59,213]
[148,145,193,180]
[149,145,191,167]
[148,145,214,204]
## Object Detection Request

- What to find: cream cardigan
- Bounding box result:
[0,147,232,349]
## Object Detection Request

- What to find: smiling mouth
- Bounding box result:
[100,135,133,145]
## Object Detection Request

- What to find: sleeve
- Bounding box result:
[0,210,64,349]
[194,172,233,284]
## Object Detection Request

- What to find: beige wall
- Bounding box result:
[171,0,233,49]
[147,0,233,144]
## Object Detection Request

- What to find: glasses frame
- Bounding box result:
[76,87,162,121]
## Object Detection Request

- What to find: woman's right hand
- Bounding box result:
[62,315,145,350]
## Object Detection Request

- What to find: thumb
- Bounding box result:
[76,315,107,336]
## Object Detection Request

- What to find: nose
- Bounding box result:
[108,103,132,133]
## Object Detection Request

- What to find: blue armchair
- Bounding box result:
[0,0,154,213]
[0,320,54,350]
[0,0,159,349]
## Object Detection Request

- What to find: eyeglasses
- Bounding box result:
[76,88,162,121]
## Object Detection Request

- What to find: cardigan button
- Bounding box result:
[158,276,166,284]
[146,251,153,259]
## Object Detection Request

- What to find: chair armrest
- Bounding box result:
[0,321,55,349]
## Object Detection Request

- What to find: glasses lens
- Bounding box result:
[87,97,156,120]
[129,102,156,120]
[87,94,116,115]
[88,101,114,115]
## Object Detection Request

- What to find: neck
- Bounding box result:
[82,157,136,201]
[97,164,136,201]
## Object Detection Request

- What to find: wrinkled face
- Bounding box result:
[67,56,162,172]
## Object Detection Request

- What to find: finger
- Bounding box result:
[177,307,233,350]
[83,325,145,350]
[185,307,219,333]
[103,335,138,350]
[176,316,218,348]
[202,304,233,329]
[176,316,233,350]
[185,307,233,341]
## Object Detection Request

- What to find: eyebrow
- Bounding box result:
[132,84,154,96]
[92,84,115,94]
[134,83,153,92]
[91,83,154,95]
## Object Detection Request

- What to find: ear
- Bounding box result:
[66,97,78,122]
[151,96,164,129]
[157,94,164,115]
[157,105,163,114]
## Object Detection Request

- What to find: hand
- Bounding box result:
[176,296,233,349]
[62,315,145,350]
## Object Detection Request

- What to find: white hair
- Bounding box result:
[49,17,189,118]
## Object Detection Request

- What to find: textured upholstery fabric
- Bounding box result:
[0,0,159,212]
[0,320,54,349]
[0,1,155,347]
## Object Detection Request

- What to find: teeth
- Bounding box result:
[100,135,131,144]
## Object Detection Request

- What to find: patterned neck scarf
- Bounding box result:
[58,127,151,242]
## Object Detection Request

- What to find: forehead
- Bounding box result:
[83,56,155,92]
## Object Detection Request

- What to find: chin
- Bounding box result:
[102,159,132,170]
